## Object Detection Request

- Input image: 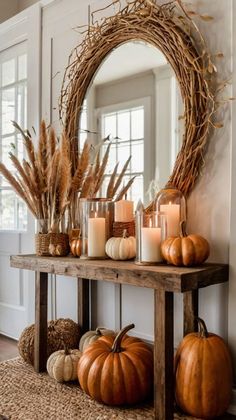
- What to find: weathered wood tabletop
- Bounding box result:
[10,254,228,292]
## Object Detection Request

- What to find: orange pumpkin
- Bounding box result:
[70,238,82,257]
[175,318,233,419]
[161,221,210,266]
[78,324,153,406]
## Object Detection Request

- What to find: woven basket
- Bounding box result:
[113,220,135,237]
[18,318,81,365]
[35,233,51,256]
[49,233,70,256]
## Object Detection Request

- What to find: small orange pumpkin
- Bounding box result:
[70,238,82,257]
[175,318,233,419]
[161,221,210,266]
[78,324,153,406]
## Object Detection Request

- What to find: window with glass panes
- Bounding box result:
[100,106,144,205]
[0,43,27,230]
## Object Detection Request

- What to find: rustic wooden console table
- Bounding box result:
[10,255,228,420]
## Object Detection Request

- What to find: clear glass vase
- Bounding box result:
[155,187,186,238]
[136,204,167,265]
[79,198,113,259]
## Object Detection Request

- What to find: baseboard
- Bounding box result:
[0,332,18,341]
[228,388,236,415]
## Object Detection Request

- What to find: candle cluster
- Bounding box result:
[78,188,185,263]
[135,187,185,265]
[80,198,135,259]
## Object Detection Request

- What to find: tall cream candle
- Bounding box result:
[160,202,180,237]
[88,216,106,257]
[141,227,161,262]
[114,200,134,222]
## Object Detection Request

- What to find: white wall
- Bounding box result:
[95,71,155,108]
[18,0,38,10]
[0,0,39,23]
[40,0,234,371]
[0,0,18,23]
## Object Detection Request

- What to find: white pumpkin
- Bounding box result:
[79,327,115,352]
[105,229,136,260]
[47,347,82,382]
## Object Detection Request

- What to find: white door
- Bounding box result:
[0,5,41,338]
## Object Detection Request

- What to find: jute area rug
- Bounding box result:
[0,357,198,420]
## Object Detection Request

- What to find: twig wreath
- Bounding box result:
[60,0,221,197]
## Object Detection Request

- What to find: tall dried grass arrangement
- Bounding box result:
[0,121,135,231]
[0,121,71,233]
[68,138,135,228]
[60,0,223,199]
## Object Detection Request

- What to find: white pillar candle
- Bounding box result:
[88,217,106,257]
[160,202,180,237]
[141,227,161,262]
[114,200,134,222]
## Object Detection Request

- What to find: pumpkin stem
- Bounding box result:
[123,229,128,238]
[64,344,70,355]
[180,220,187,238]
[196,317,209,338]
[111,323,135,353]
[95,326,105,336]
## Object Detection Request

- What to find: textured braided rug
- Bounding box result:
[0,357,199,420]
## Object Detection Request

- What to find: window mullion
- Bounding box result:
[0,47,27,231]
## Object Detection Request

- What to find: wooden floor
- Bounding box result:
[0,335,235,419]
[0,334,18,362]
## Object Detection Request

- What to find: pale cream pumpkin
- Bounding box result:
[79,327,115,352]
[105,229,136,260]
[47,347,82,382]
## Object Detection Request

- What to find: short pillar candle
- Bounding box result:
[160,202,180,237]
[155,187,186,238]
[135,204,167,265]
[79,198,112,259]
[88,215,106,257]
[141,224,162,262]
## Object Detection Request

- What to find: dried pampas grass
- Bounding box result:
[0,121,71,233]
[68,138,135,228]
[0,120,135,232]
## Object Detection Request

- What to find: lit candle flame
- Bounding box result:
[169,201,172,205]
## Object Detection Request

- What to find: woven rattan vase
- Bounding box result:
[35,233,51,256]
[49,233,70,256]
[113,220,135,237]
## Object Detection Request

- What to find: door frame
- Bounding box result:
[0,3,41,338]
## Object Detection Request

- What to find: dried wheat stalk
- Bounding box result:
[0,119,134,232]
[60,0,220,201]
[0,121,72,233]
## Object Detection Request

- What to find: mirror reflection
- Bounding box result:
[79,41,184,205]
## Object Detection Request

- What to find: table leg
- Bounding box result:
[77,277,90,333]
[183,290,199,336]
[154,289,174,420]
[34,271,48,373]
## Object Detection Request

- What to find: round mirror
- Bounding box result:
[78,41,184,205]
[63,0,214,200]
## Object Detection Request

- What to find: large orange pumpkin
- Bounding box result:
[175,318,233,419]
[161,221,210,266]
[78,324,153,406]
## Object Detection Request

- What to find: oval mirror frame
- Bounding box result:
[60,0,216,197]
